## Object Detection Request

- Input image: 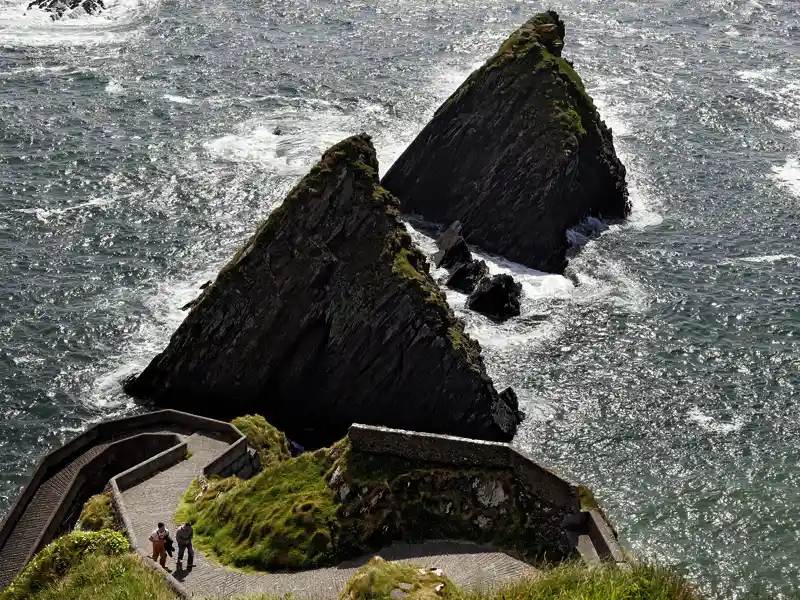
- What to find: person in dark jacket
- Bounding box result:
[176,521,194,567]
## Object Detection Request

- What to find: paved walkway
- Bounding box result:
[122,433,536,599]
[0,441,112,589]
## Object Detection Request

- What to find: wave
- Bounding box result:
[771,156,800,198]
[0,0,158,47]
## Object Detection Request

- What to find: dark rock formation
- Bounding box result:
[446,259,489,294]
[27,0,104,19]
[467,275,522,321]
[433,222,471,269]
[125,134,522,446]
[382,11,629,274]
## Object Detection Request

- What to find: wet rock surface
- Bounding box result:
[446,259,489,294]
[466,275,522,321]
[382,11,629,273]
[125,134,521,446]
[27,0,104,19]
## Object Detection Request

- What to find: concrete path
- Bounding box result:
[122,433,536,599]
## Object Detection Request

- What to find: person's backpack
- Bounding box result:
[165,535,175,557]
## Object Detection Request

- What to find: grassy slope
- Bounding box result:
[0,530,130,600]
[17,554,178,600]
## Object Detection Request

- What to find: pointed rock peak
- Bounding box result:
[496,10,566,58]
[126,135,521,446]
[382,13,628,274]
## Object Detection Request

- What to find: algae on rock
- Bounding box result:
[382,10,629,273]
[125,134,520,445]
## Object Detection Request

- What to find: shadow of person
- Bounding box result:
[173,562,194,582]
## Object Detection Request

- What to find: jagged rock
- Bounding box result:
[466,275,522,320]
[382,11,629,274]
[27,0,104,19]
[446,259,489,294]
[433,222,471,269]
[125,134,521,445]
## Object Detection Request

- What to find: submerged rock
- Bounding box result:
[446,259,489,294]
[467,275,522,321]
[27,0,104,19]
[382,11,629,273]
[125,134,521,445]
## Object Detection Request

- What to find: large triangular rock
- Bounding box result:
[382,11,629,274]
[125,134,521,445]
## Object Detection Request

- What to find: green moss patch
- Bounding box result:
[342,557,455,600]
[77,491,116,532]
[1,530,130,600]
[177,432,569,573]
[233,414,291,467]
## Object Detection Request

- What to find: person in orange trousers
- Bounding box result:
[149,522,169,568]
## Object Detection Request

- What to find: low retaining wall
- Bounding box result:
[349,423,626,566]
[349,424,579,510]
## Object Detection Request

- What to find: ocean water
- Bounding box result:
[0,0,798,596]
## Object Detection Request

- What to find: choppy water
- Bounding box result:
[0,0,799,596]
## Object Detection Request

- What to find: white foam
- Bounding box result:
[105,79,124,94]
[203,110,352,174]
[163,94,194,105]
[740,254,799,263]
[772,118,795,131]
[687,407,745,435]
[737,68,778,82]
[771,156,800,198]
[0,0,159,47]
[15,196,113,223]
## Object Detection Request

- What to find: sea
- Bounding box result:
[0,0,798,596]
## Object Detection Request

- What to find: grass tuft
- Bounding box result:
[233,414,291,468]
[5,553,178,600]
[77,491,116,532]
[0,529,130,600]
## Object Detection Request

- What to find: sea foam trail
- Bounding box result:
[0,0,158,46]
[771,156,800,198]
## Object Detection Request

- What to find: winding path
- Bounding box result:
[122,432,537,599]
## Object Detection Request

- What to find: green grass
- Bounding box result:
[456,562,702,600]
[1,529,130,600]
[10,553,179,600]
[77,491,116,532]
[341,557,456,600]
[233,414,291,467]
[176,445,340,570]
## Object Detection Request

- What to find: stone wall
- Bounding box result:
[348,423,625,565]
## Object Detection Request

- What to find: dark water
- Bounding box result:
[0,0,798,596]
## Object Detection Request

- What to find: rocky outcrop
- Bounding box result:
[467,275,522,321]
[382,11,629,274]
[27,0,104,19]
[125,134,522,446]
[433,222,471,269]
[446,259,489,294]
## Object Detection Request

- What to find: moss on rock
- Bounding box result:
[233,414,291,467]
[341,557,455,600]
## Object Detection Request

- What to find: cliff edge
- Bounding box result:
[382,11,629,273]
[125,134,521,445]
